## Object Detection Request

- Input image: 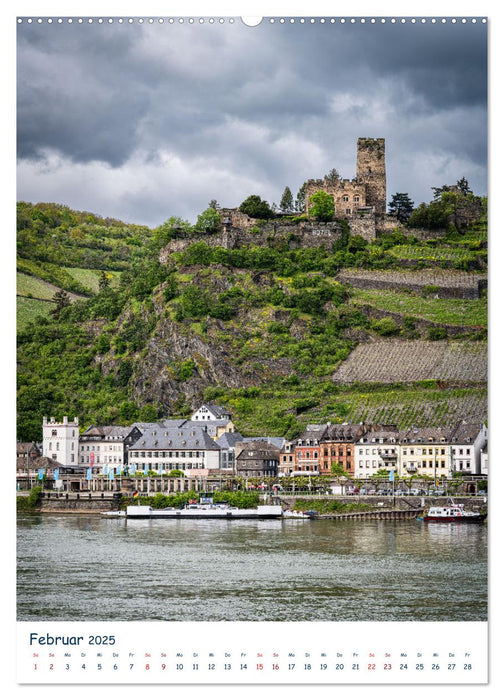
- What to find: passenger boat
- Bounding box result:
[421,501,486,523]
[126,501,283,520]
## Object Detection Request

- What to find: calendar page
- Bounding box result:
[12,0,493,694]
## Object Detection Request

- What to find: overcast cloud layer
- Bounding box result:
[17,19,487,227]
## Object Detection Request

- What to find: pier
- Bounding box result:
[317,508,422,520]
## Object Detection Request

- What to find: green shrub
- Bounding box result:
[427,327,448,340]
[371,317,400,336]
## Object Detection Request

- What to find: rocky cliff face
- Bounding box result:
[129,314,262,409]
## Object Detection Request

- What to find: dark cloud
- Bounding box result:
[17,19,487,226]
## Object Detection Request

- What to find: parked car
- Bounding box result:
[395,489,407,495]
[477,490,487,496]
[410,488,425,496]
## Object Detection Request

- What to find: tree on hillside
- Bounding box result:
[388,193,414,223]
[49,289,70,319]
[280,186,294,213]
[208,199,219,210]
[98,270,110,291]
[431,184,452,200]
[325,168,340,185]
[456,177,472,195]
[308,190,335,221]
[295,182,307,212]
[195,207,221,234]
[432,178,473,200]
[153,216,193,249]
[239,195,274,219]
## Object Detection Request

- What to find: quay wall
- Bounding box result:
[18,492,487,514]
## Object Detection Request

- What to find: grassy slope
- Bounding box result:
[351,288,487,327]
[62,267,121,293]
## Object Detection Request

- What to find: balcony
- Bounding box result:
[378,451,397,461]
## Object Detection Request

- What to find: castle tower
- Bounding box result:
[42,415,79,468]
[356,138,386,217]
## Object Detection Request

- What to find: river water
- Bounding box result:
[17,515,487,622]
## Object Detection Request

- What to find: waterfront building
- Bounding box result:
[449,421,488,475]
[79,425,143,472]
[190,404,233,423]
[320,423,368,476]
[128,424,220,476]
[133,419,186,433]
[398,427,452,480]
[16,441,41,462]
[235,441,280,479]
[480,443,488,476]
[189,419,235,439]
[354,427,400,478]
[293,424,328,475]
[278,441,296,476]
[215,431,245,471]
[42,416,79,468]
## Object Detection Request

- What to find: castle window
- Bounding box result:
[342,195,349,202]
[354,195,360,202]
[346,208,351,215]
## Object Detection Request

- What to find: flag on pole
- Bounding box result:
[53,469,59,481]
[38,469,44,480]
[104,465,109,475]
[133,491,139,498]
[143,464,148,475]
[86,467,92,481]
[109,470,114,481]
[388,469,395,482]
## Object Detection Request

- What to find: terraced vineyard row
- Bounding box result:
[303,387,488,429]
[332,340,487,384]
[337,268,486,290]
[341,391,486,428]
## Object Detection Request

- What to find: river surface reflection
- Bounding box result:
[17,515,487,621]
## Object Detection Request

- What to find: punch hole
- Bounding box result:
[241,17,262,26]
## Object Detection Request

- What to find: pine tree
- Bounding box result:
[49,289,71,319]
[325,168,340,185]
[388,193,414,223]
[295,182,307,212]
[280,186,294,213]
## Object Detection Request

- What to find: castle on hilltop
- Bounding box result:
[306,137,387,220]
[160,138,397,260]
[216,138,397,244]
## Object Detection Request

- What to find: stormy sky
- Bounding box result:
[16,17,487,228]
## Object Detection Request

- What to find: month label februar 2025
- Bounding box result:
[18,621,488,684]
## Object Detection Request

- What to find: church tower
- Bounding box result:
[356,138,386,217]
